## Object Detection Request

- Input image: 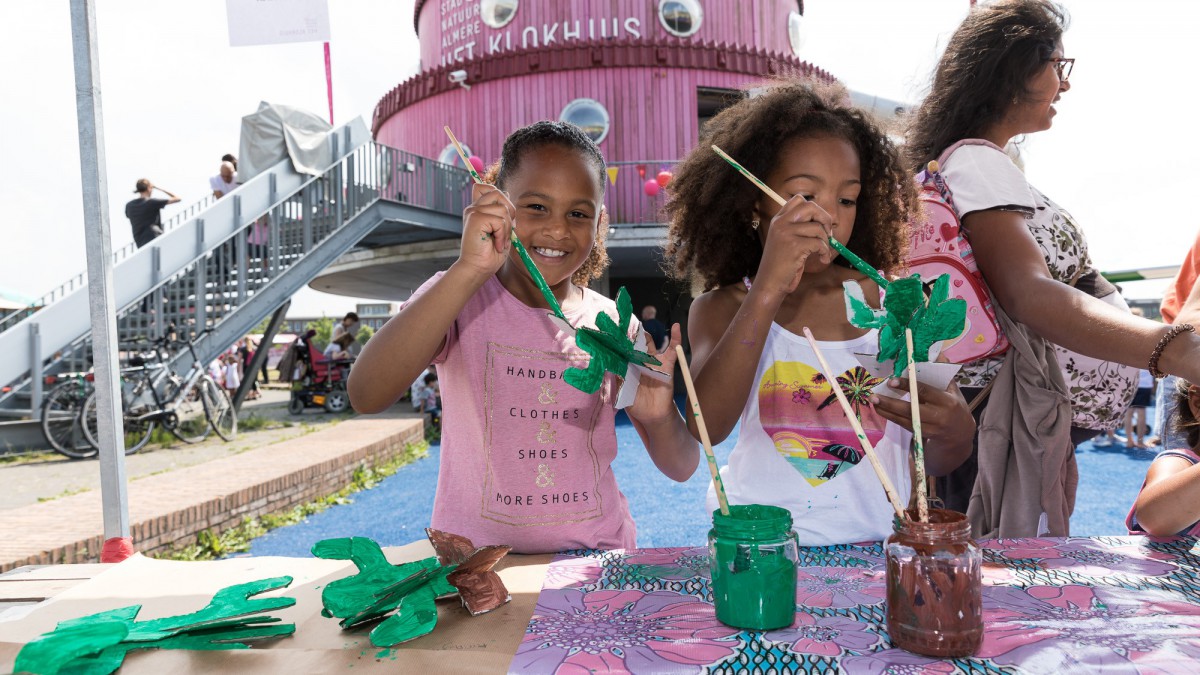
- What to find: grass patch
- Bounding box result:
[37,486,89,502]
[0,450,61,465]
[153,440,430,561]
[238,413,272,432]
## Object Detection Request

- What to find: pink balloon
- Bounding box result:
[656,170,673,188]
[468,155,485,174]
[643,179,660,197]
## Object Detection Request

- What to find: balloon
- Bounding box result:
[643,180,660,197]
[656,171,672,188]
[468,155,485,174]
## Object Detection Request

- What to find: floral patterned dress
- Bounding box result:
[943,144,1137,432]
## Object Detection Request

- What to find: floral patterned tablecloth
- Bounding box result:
[512,536,1200,674]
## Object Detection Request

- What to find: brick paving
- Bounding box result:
[0,411,423,572]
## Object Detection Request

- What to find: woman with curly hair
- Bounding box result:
[907,0,1200,516]
[350,120,698,552]
[663,81,973,545]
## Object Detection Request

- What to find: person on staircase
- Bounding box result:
[125,179,180,248]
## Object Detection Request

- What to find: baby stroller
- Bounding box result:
[285,331,354,414]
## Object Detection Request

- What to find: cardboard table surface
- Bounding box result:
[0,541,552,674]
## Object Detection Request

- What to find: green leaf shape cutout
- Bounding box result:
[312,536,453,645]
[14,620,129,675]
[16,578,295,675]
[368,584,440,647]
[844,273,967,377]
[563,287,662,394]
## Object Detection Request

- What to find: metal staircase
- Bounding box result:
[0,117,472,427]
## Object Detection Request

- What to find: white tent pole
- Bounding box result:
[70,0,130,544]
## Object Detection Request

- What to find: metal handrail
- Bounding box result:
[0,193,216,335]
[2,142,472,411]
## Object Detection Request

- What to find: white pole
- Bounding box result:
[70,0,130,546]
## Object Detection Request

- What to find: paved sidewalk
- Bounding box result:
[0,390,354,510]
[0,408,424,572]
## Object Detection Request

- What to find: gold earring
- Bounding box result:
[751,219,760,230]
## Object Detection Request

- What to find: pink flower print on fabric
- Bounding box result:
[979,584,1200,672]
[997,537,1177,577]
[792,389,812,405]
[543,555,605,590]
[764,613,879,658]
[622,547,711,581]
[839,649,958,674]
[794,567,886,609]
[515,589,741,674]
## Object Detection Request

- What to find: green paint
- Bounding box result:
[313,537,461,647]
[14,578,296,675]
[844,273,966,377]
[708,505,798,631]
[510,233,568,322]
[563,287,661,394]
[828,238,890,288]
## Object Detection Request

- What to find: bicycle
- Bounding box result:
[40,340,168,459]
[40,371,96,459]
[80,330,237,453]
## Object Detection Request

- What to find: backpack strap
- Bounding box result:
[936,138,1007,168]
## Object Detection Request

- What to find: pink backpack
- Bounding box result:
[907,139,1009,364]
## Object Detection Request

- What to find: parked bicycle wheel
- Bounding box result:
[201,377,237,441]
[165,375,211,444]
[40,379,97,459]
[81,391,156,455]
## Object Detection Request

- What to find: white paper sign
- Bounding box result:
[226,0,331,47]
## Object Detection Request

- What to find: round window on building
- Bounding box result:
[788,11,805,56]
[658,0,702,38]
[437,142,472,168]
[480,0,518,29]
[560,99,610,144]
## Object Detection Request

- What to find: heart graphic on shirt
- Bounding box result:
[765,430,865,487]
[940,221,958,243]
[757,361,887,488]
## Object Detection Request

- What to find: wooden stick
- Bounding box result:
[675,345,731,516]
[905,328,929,523]
[711,145,788,206]
[446,125,514,251]
[709,145,889,288]
[444,125,484,184]
[442,126,570,320]
[801,327,907,519]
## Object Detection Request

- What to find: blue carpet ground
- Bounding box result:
[246,406,1161,557]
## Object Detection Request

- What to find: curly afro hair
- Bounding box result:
[663,80,916,292]
[485,120,610,286]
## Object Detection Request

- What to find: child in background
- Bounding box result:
[1128,380,1200,536]
[222,351,241,399]
[1125,368,1156,449]
[415,372,441,430]
[349,121,698,553]
[663,81,975,545]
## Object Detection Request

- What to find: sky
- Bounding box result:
[1,0,1195,316]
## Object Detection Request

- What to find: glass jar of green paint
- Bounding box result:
[708,504,798,630]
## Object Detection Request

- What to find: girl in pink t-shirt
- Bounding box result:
[349,121,698,553]
[1129,380,1200,536]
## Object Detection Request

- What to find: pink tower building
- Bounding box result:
[314,1,854,322]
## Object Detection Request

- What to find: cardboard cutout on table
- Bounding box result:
[844,273,967,377]
[13,576,296,675]
[313,532,511,647]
